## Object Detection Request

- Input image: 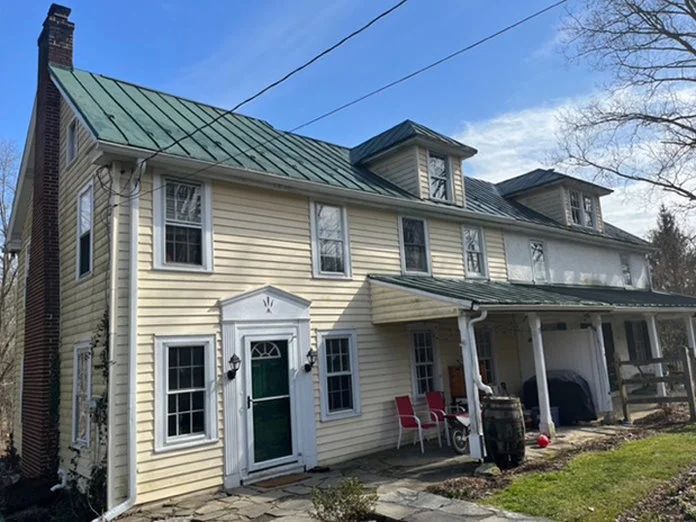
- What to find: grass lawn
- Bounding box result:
[484,425,696,522]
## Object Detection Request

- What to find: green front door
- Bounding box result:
[249,340,293,466]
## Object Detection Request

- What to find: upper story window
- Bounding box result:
[569,190,597,228]
[399,217,430,275]
[311,202,351,279]
[530,240,548,283]
[620,254,633,286]
[428,153,451,201]
[154,175,213,272]
[463,227,486,278]
[77,182,93,279]
[72,342,91,448]
[67,119,78,165]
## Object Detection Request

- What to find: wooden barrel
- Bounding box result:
[482,397,526,469]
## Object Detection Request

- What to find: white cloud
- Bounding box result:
[454,97,692,239]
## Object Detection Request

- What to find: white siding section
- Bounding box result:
[504,231,649,288]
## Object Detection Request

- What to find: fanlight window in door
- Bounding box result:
[251,341,282,360]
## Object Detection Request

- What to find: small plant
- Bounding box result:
[311,478,378,522]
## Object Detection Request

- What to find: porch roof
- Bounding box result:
[368,274,696,315]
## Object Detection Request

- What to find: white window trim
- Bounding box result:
[318,329,361,422]
[154,334,218,453]
[76,180,94,281]
[309,201,352,280]
[66,118,78,166]
[529,239,549,284]
[398,216,432,276]
[409,325,442,401]
[426,150,454,203]
[153,173,214,273]
[620,253,634,287]
[569,190,598,229]
[72,341,92,449]
[462,226,488,279]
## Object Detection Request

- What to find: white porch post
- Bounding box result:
[645,314,667,397]
[458,311,484,460]
[686,315,696,359]
[591,314,614,416]
[528,312,556,437]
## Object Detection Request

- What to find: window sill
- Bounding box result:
[70,441,89,452]
[403,269,432,277]
[154,434,218,454]
[320,410,361,423]
[153,262,214,274]
[75,272,93,284]
[466,274,488,281]
[313,272,352,281]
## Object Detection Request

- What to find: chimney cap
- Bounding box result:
[48,4,71,19]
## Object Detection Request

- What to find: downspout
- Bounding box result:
[468,310,493,396]
[94,161,142,521]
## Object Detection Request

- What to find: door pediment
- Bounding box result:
[220,285,311,322]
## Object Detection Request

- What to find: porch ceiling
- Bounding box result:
[368,274,696,321]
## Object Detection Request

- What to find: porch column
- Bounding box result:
[528,312,556,437]
[457,311,484,460]
[686,315,696,359]
[591,314,614,416]
[645,314,667,397]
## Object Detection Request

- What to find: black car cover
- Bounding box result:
[523,370,597,425]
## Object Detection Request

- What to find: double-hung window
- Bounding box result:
[583,195,595,227]
[411,330,438,398]
[530,240,548,283]
[155,335,217,452]
[620,254,633,286]
[72,342,92,448]
[570,191,582,225]
[318,330,360,421]
[311,202,351,278]
[624,321,650,361]
[67,119,78,165]
[154,175,213,272]
[77,182,93,279]
[475,326,496,385]
[428,152,451,201]
[400,217,430,275]
[569,190,597,229]
[463,227,486,278]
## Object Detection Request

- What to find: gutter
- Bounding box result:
[93,142,653,253]
[94,161,142,521]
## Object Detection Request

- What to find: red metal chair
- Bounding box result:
[425,391,450,447]
[394,395,440,454]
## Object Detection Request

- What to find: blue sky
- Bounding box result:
[0,1,669,236]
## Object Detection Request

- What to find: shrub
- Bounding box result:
[311,478,378,522]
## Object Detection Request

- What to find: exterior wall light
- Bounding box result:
[304,349,317,372]
[227,354,241,380]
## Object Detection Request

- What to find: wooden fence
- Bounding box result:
[614,345,696,423]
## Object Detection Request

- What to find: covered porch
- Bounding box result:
[368,274,696,459]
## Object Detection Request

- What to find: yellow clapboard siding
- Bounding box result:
[365,147,419,196]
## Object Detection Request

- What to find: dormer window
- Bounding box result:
[569,190,597,228]
[428,152,451,201]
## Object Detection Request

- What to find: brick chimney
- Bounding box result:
[22,4,74,479]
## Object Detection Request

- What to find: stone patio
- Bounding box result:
[119,423,635,522]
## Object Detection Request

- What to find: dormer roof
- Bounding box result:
[496,168,613,198]
[350,119,477,165]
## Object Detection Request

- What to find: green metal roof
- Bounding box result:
[349,119,477,164]
[50,65,415,200]
[369,274,696,309]
[496,168,612,197]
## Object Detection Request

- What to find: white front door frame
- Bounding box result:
[220,286,317,489]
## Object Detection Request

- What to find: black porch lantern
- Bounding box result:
[304,349,317,373]
[227,353,241,380]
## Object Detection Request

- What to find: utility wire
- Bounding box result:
[123,0,567,202]
[133,0,408,168]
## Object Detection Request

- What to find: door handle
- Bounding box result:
[247,396,252,409]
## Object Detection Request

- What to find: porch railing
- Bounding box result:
[614,346,696,423]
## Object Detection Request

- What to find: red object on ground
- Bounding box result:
[537,434,550,448]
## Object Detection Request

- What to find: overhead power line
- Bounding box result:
[125,0,567,202]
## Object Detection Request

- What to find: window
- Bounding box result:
[400,217,430,274]
[530,240,547,283]
[72,342,92,447]
[311,202,351,278]
[463,227,486,278]
[625,321,650,361]
[77,182,93,279]
[620,254,633,286]
[475,326,496,385]
[318,330,360,421]
[67,119,78,164]
[155,335,217,452]
[411,330,438,398]
[569,190,597,229]
[428,153,451,201]
[154,175,213,272]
